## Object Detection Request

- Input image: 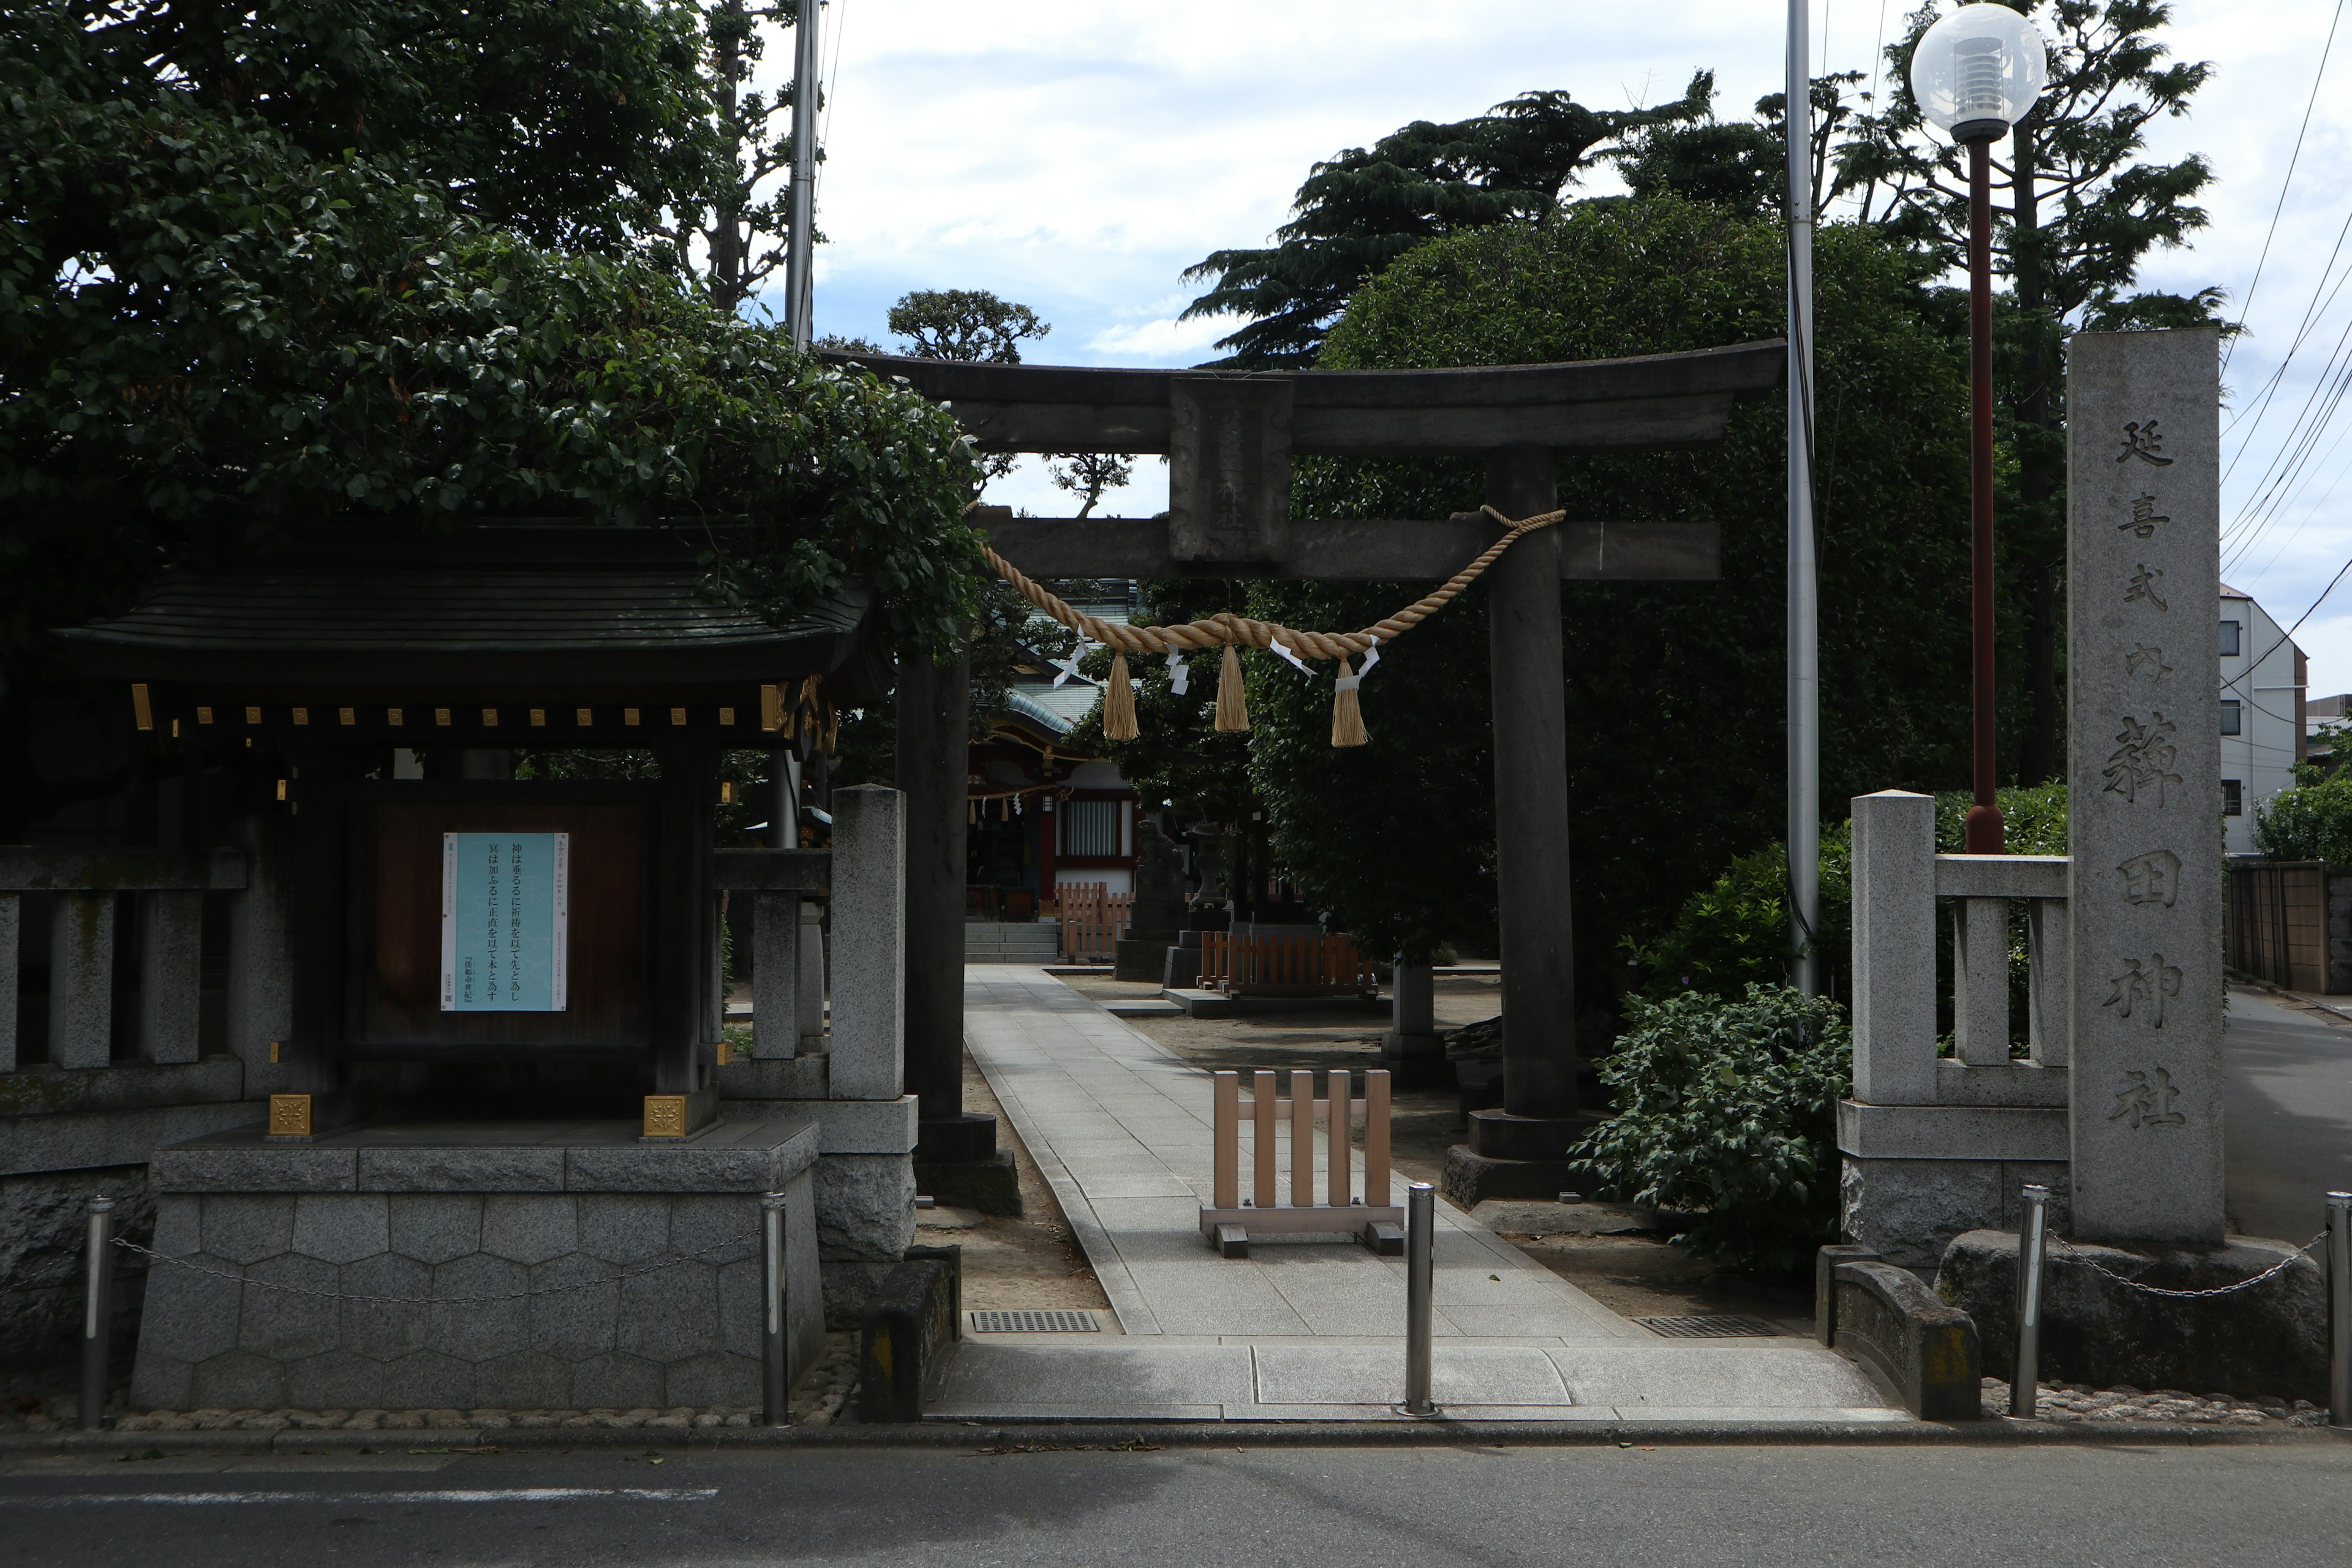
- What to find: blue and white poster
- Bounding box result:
[439,832,569,1011]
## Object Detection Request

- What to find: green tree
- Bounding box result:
[1837,0,2221,784]
[1234,198,1980,990]
[0,1,982,836]
[1178,78,1715,368]
[56,0,724,251]
[888,288,1050,364]
[1619,74,1866,223]
[656,0,814,314]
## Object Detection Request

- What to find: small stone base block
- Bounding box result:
[1937,1227,2329,1403]
[1379,1031,1450,1089]
[1113,938,1174,983]
[1841,1155,2071,1274]
[913,1113,997,1164]
[1467,1109,1602,1162]
[1441,1145,1587,1207]
[856,1248,960,1423]
[913,1150,1021,1216]
[1821,1250,1982,1421]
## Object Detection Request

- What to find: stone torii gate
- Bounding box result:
[831,342,1784,1203]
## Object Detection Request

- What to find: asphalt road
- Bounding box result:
[0,1441,2346,1568]
[2222,987,2352,1241]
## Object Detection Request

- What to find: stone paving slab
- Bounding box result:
[959,965,1902,1420]
[963,965,1638,1345]
[927,1341,1907,1423]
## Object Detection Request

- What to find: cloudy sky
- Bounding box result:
[763,2,2352,692]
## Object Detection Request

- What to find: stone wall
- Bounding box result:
[1,1058,265,1373]
[130,1120,824,1411]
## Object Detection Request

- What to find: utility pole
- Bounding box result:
[1785,0,1820,995]
[784,0,821,349]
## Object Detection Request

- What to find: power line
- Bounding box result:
[2223,551,2352,699]
[2223,0,2344,380]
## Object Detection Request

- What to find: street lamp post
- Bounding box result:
[1910,4,2048,856]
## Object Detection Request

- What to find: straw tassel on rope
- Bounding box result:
[1214,643,1249,733]
[1330,655,1366,748]
[1103,650,1139,742]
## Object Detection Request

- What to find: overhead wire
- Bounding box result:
[2222,0,2343,380]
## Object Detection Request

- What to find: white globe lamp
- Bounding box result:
[1909,4,2049,144]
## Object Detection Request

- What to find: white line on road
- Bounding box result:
[0,1488,717,1507]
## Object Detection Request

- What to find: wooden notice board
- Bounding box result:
[358,790,652,1054]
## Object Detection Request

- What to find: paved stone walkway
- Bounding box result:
[951,965,1901,1422]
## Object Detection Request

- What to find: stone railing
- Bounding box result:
[1839,790,2073,1272]
[1,838,287,1373]
[0,846,250,1071]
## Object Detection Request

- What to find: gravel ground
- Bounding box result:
[933,1051,1111,1315]
[1978,1377,2334,1425]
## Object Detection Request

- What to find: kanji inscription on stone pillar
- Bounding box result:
[2066,328,2225,1243]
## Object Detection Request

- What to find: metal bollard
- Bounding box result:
[2328,1191,2351,1431]
[80,1195,115,1433]
[1403,1182,1436,1416]
[2010,1184,2049,1420]
[761,1191,790,1427]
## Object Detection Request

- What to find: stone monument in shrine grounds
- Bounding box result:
[1837,328,2335,1403]
[845,342,1784,1208]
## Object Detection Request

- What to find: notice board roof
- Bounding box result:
[56,521,879,707]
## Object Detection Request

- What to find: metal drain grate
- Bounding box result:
[1635,1314,1784,1339]
[969,1309,1102,1334]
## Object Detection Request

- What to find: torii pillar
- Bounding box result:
[835,342,1784,1206]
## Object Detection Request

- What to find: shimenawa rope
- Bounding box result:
[981,503,1567,747]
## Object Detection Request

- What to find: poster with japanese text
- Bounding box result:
[439,832,569,1011]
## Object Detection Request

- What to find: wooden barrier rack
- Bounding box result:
[1200,1068,1402,1257]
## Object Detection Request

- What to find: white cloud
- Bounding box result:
[1085,314,1239,363]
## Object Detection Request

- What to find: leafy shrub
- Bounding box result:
[2253,774,2352,865]
[1631,824,1852,1003]
[1576,984,1852,1277]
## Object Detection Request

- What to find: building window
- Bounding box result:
[2223,779,2242,816]
[2221,699,2242,736]
[2220,619,2242,657]
[1063,799,1123,858]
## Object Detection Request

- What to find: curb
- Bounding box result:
[7,1418,2345,1457]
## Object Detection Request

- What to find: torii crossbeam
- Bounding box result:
[833,340,1784,1200]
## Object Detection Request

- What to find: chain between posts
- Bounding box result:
[113,1235,758,1306]
[2045,1231,2329,1300]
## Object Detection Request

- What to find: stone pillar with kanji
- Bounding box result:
[2065,327,2225,1244]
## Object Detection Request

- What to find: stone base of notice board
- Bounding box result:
[129,1120,824,1412]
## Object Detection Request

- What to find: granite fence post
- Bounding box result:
[1850,790,1937,1106]
[829,786,904,1101]
[48,892,115,1069]
[797,900,826,1050]
[137,891,205,1066]
[0,892,18,1072]
[2065,327,2225,1245]
[225,813,296,1092]
[752,894,801,1060]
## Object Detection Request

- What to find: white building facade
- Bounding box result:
[2220,583,2307,854]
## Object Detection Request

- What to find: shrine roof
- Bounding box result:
[55,521,878,704]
